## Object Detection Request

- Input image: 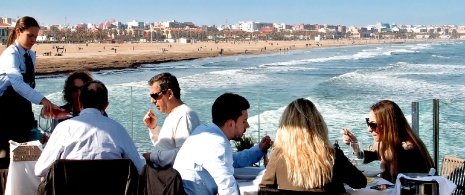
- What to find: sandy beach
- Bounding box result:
[1,39,432,75]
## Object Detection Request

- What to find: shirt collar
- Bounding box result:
[14,40,28,56]
[79,108,103,115]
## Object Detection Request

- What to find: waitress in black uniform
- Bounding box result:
[0,16,60,159]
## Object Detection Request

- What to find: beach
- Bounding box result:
[0,39,429,75]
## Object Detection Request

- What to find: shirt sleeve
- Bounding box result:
[259,149,278,188]
[232,145,266,168]
[150,114,193,168]
[2,48,44,104]
[35,123,66,177]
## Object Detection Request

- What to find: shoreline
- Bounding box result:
[1,39,454,76]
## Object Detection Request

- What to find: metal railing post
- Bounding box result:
[433,99,440,168]
[411,102,419,136]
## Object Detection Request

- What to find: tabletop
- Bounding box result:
[237,167,394,195]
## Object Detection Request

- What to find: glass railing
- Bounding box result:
[33,86,465,170]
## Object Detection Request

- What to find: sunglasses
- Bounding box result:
[150,91,164,100]
[365,118,378,132]
[71,86,83,92]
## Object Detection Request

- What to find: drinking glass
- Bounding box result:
[349,141,364,166]
[39,107,53,136]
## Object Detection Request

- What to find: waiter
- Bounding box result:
[0,16,59,159]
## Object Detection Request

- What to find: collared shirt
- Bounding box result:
[148,104,201,168]
[35,108,145,177]
[0,40,43,104]
[173,124,239,195]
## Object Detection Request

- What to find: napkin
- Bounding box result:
[390,173,457,195]
[252,169,266,185]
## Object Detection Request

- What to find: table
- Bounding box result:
[4,160,41,195]
[237,167,394,195]
[344,177,394,195]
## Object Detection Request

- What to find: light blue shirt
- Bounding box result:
[35,108,145,176]
[173,124,266,195]
[0,40,43,104]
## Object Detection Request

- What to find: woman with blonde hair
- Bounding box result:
[342,100,434,182]
[260,98,366,193]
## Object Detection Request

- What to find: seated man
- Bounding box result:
[35,80,145,176]
[174,92,266,195]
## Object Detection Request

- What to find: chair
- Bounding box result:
[138,160,186,195]
[258,187,332,195]
[0,158,9,195]
[38,159,139,195]
[440,155,465,195]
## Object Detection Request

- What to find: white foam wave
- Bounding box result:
[178,69,270,90]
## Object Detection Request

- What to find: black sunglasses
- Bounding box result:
[365,118,378,132]
[150,91,164,100]
[71,86,83,92]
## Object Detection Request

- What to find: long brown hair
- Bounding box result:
[274,98,335,189]
[371,100,434,180]
[6,16,39,47]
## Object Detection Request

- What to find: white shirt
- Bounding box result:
[173,124,239,195]
[0,40,43,104]
[35,108,145,176]
[148,104,200,168]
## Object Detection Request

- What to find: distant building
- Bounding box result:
[0,22,13,44]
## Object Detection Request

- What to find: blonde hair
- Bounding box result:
[274,98,335,189]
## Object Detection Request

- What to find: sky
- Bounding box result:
[2,0,465,27]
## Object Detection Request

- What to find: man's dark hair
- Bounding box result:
[79,80,108,110]
[148,72,181,99]
[212,93,250,126]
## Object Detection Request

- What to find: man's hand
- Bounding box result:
[142,152,151,161]
[259,136,273,152]
[143,109,158,129]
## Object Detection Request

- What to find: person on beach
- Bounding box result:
[260,98,366,193]
[0,16,61,158]
[173,93,273,195]
[341,100,434,182]
[142,72,201,168]
[35,80,145,176]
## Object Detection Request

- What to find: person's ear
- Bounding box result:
[101,102,109,114]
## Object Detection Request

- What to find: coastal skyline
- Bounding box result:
[2,0,465,26]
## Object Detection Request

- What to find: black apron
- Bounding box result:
[0,50,36,158]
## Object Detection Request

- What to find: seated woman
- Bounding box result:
[260,98,366,193]
[42,70,107,132]
[342,100,434,183]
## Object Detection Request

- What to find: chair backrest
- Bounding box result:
[440,155,465,195]
[38,159,139,195]
[138,160,186,195]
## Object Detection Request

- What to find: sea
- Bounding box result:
[32,41,465,168]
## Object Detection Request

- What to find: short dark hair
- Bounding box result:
[212,93,250,126]
[148,72,181,99]
[79,80,108,110]
[63,70,93,105]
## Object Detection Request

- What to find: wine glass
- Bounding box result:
[349,141,364,166]
[39,108,53,136]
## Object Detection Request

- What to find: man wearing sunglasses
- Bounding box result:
[142,72,201,168]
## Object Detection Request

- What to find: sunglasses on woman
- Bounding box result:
[365,118,378,132]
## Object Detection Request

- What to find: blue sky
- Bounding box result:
[2,0,464,26]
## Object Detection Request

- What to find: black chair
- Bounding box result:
[258,187,333,195]
[138,160,186,195]
[0,158,9,195]
[38,159,139,195]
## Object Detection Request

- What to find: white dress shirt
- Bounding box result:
[0,41,43,104]
[148,104,200,168]
[35,108,145,176]
[173,124,240,195]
